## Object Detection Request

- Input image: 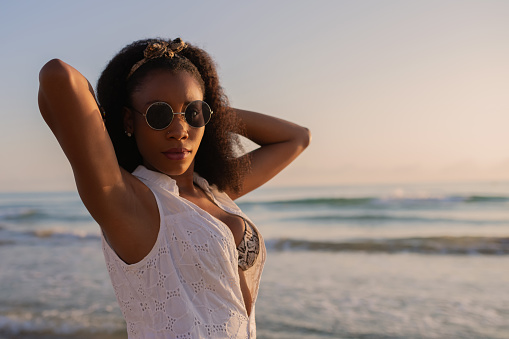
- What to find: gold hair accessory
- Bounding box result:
[127,38,188,79]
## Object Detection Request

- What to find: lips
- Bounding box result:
[162,148,191,160]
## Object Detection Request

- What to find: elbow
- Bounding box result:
[39,59,64,81]
[39,59,73,88]
[38,59,74,122]
[299,127,312,150]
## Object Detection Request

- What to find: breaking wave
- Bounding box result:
[268,236,509,255]
[240,194,509,208]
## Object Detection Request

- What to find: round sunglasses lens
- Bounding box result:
[146,103,173,130]
[185,101,212,127]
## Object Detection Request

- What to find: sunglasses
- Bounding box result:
[130,100,213,130]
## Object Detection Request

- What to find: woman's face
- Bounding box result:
[125,70,205,177]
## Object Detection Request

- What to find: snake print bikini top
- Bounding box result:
[237,220,260,271]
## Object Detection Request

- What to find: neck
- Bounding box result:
[169,164,200,197]
[142,160,199,196]
[173,173,198,196]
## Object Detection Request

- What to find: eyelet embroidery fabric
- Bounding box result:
[101,166,266,338]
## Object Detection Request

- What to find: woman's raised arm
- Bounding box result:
[229,108,311,199]
[39,59,124,196]
[38,60,157,261]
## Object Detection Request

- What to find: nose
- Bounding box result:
[165,114,189,140]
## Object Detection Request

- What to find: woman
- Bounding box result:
[38,38,310,338]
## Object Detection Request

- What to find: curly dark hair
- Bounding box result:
[96,38,251,193]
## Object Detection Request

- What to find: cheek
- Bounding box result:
[133,123,157,153]
[192,129,205,147]
[133,114,148,131]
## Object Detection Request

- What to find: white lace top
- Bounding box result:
[102,166,266,338]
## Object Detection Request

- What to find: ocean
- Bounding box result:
[1,181,508,339]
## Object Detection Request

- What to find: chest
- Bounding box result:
[182,194,245,247]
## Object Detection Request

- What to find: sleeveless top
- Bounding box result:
[101,166,266,338]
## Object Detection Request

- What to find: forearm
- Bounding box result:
[227,108,311,199]
[234,108,311,148]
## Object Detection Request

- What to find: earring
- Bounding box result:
[125,131,132,137]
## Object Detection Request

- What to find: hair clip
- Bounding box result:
[127,38,188,79]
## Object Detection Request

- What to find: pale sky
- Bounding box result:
[1,0,508,192]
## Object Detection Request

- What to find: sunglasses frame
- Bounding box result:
[130,100,213,130]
